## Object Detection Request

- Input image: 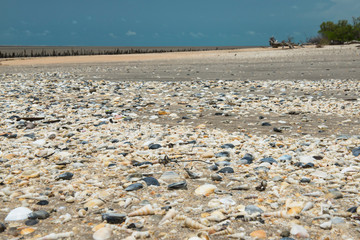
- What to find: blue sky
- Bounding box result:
[1,0,360,46]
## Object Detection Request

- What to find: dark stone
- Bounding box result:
[123,117,133,121]
[215,151,230,158]
[36,200,49,205]
[242,153,254,161]
[347,206,357,213]
[209,165,218,171]
[55,172,73,180]
[259,157,277,164]
[245,205,264,214]
[300,177,311,183]
[142,177,160,186]
[294,162,303,167]
[273,127,282,133]
[133,161,153,167]
[220,143,235,149]
[186,140,196,145]
[149,143,162,149]
[280,238,295,240]
[108,163,117,167]
[23,133,36,139]
[0,222,5,233]
[102,213,126,224]
[261,122,271,126]
[302,163,315,168]
[217,167,234,173]
[313,155,323,160]
[25,219,39,226]
[211,174,223,181]
[28,210,50,220]
[7,134,17,139]
[110,139,119,143]
[352,147,360,157]
[280,230,291,237]
[167,181,187,190]
[125,183,143,191]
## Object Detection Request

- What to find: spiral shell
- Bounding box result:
[159,208,177,225]
[263,210,290,218]
[210,227,234,236]
[174,214,187,221]
[128,204,154,217]
[184,217,208,229]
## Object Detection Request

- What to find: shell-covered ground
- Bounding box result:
[0,45,360,239]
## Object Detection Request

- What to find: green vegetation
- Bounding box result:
[315,16,360,44]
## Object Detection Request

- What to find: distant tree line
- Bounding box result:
[308,16,360,45]
[0,47,227,59]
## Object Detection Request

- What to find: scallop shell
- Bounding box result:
[128,204,154,217]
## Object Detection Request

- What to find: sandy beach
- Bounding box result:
[0,45,360,239]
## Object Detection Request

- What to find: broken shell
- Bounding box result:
[206,210,227,222]
[287,207,302,216]
[93,227,112,240]
[195,184,217,196]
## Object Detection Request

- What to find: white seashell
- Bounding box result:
[228,232,246,239]
[301,202,314,212]
[184,217,208,229]
[290,224,310,238]
[320,221,332,230]
[195,184,217,196]
[93,227,112,240]
[128,204,154,217]
[37,232,74,240]
[206,210,226,222]
[159,208,177,225]
[263,210,290,218]
[211,227,234,236]
[124,198,133,209]
[131,231,150,239]
[5,207,33,221]
[174,214,187,220]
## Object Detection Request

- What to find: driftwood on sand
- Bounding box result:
[269,37,298,49]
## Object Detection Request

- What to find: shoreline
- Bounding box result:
[0,46,294,66]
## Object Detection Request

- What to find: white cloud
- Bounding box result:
[109,33,117,38]
[126,30,136,36]
[72,20,78,24]
[247,31,256,35]
[189,32,205,38]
